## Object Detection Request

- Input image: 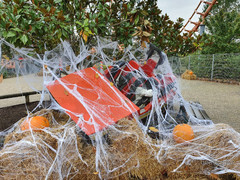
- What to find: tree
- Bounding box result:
[0,0,197,56]
[200,0,240,54]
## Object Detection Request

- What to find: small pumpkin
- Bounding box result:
[21,116,50,131]
[189,71,193,75]
[173,124,194,143]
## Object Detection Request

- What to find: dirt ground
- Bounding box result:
[0,76,239,132]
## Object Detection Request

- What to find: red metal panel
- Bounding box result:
[47,67,139,135]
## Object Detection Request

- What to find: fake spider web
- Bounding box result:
[0,38,240,179]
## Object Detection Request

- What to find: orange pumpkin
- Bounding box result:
[189,71,193,75]
[21,116,50,131]
[173,124,194,143]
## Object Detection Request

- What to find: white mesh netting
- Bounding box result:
[0,38,240,179]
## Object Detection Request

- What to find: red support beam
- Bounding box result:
[190,21,200,26]
[181,0,217,37]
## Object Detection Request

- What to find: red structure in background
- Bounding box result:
[181,0,218,37]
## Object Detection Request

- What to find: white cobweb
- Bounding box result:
[0,37,240,179]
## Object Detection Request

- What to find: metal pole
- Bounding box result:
[211,54,215,80]
[0,42,2,75]
[178,56,182,75]
[0,41,2,64]
[188,56,191,69]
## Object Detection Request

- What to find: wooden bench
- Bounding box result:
[0,91,43,104]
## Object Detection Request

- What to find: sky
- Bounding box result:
[157,0,205,32]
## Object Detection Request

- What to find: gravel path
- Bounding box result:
[0,75,239,131]
[179,78,240,132]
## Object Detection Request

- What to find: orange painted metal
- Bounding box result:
[47,67,139,135]
[181,0,218,37]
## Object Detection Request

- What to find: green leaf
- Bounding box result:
[58,31,62,39]
[3,31,8,37]
[16,15,21,20]
[193,42,198,47]
[86,29,94,35]
[76,21,82,26]
[17,9,22,14]
[83,19,88,26]
[141,10,148,16]
[11,37,17,44]
[84,31,89,36]
[62,30,67,37]
[130,10,137,14]
[94,27,97,34]
[143,31,151,37]
[20,34,28,45]
[63,26,69,31]
[11,27,22,32]
[134,15,139,25]
[6,31,16,38]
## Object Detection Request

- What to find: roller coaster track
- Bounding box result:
[181,0,218,37]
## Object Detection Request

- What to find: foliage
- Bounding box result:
[0,0,197,55]
[0,66,15,78]
[200,0,240,54]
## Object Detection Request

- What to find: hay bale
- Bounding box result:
[1,110,240,179]
[163,124,240,179]
[181,70,197,80]
[0,109,167,179]
[37,68,43,76]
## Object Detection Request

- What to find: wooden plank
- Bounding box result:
[200,109,210,120]
[190,102,211,120]
[0,91,45,105]
[25,95,30,104]
[182,101,195,118]
[193,102,210,120]
[0,91,39,100]
[190,102,204,119]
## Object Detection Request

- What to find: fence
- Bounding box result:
[169,53,240,81]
